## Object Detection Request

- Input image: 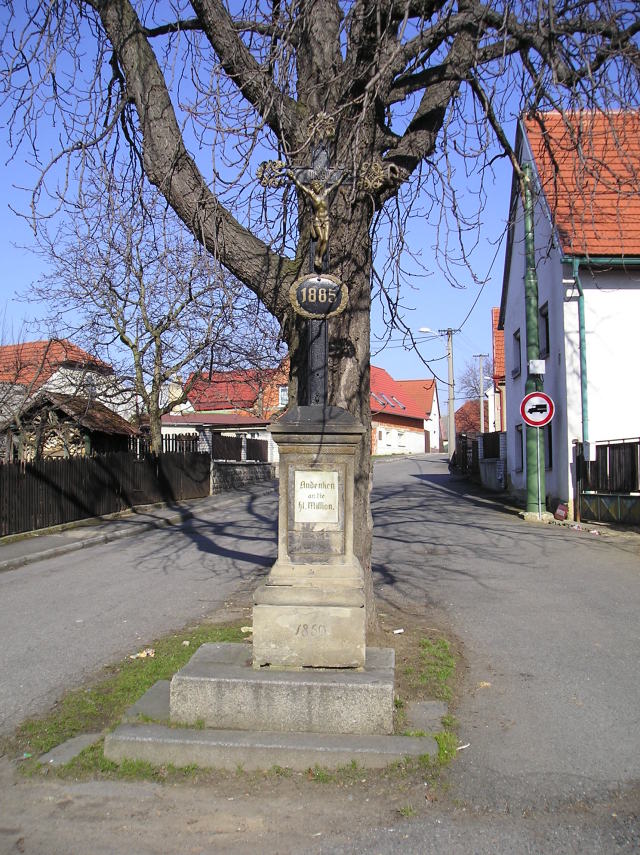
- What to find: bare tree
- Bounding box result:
[2,1,638,626]
[458,357,494,402]
[29,170,283,452]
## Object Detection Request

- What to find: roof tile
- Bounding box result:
[524,111,640,256]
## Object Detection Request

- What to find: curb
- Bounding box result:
[0,483,277,574]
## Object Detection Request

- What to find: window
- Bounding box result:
[515,424,524,472]
[278,385,289,407]
[378,430,383,440]
[539,303,550,358]
[544,422,553,470]
[512,329,522,377]
[398,431,405,447]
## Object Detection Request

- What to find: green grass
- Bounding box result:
[403,637,456,702]
[11,622,245,761]
[398,804,417,817]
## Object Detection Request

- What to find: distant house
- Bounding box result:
[184,359,289,420]
[499,110,640,511]
[370,367,434,455]
[0,339,133,421]
[396,378,441,452]
[1,391,137,461]
[455,399,489,436]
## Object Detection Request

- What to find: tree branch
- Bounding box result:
[96,0,298,320]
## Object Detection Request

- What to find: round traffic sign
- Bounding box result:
[520,392,555,427]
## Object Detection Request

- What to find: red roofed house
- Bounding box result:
[163,359,290,462]
[490,307,506,432]
[396,377,441,452]
[370,367,440,455]
[499,111,640,512]
[182,359,289,419]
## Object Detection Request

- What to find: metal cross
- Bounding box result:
[258,142,347,407]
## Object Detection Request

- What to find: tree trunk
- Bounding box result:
[328,195,376,632]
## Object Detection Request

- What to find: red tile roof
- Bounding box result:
[396,379,436,415]
[0,340,111,391]
[186,362,287,413]
[491,307,505,381]
[524,111,640,256]
[370,367,425,420]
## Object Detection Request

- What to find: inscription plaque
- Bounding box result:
[294,470,339,524]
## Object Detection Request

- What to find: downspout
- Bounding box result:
[523,164,545,516]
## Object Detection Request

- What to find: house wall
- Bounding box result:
[425,391,441,451]
[371,414,425,455]
[503,177,640,509]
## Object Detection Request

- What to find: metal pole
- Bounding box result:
[522,164,546,514]
[443,329,455,460]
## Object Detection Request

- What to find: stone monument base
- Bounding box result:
[252,569,365,668]
[104,642,441,770]
[170,642,391,734]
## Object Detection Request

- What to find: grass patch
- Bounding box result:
[404,637,456,702]
[398,804,417,817]
[10,622,245,763]
[434,731,458,766]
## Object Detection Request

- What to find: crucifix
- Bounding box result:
[258,140,348,407]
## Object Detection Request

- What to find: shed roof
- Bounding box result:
[5,392,137,436]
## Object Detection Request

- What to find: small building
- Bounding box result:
[396,378,441,452]
[370,367,434,455]
[1,392,137,461]
[161,411,274,461]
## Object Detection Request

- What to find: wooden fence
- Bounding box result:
[0,451,210,537]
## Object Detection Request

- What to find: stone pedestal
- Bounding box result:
[252,405,366,669]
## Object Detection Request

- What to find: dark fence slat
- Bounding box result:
[0,451,210,537]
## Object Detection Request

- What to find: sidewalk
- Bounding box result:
[0,481,277,573]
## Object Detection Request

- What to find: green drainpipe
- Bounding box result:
[523,165,545,516]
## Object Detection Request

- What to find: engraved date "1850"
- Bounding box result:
[295,623,327,637]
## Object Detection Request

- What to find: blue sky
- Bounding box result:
[1,145,512,410]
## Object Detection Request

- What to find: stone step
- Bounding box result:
[169,643,395,735]
[104,723,437,771]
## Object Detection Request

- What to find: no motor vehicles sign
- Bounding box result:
[520,392,555,427]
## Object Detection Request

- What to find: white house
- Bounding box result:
[499,111,640,513]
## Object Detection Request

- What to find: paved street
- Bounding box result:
[0,485,278,735]
[1,455,639,852]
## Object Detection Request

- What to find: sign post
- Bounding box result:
[520,392,555,518]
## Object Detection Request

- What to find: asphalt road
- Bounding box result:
[0,486,278,735]
[2,454,639,852]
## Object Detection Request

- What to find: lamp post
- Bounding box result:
[420,326,458,461]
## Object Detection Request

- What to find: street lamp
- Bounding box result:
[419,327,456,461]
